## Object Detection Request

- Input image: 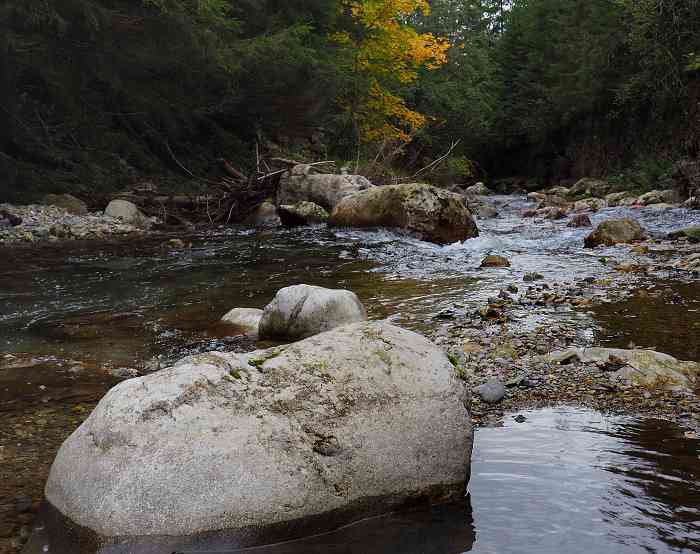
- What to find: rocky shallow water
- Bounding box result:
[1,194,699,553]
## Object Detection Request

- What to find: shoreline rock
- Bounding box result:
[44,322,472,551]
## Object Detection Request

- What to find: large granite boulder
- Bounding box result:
[259,284,367,341]
[277,165,375,211]
[330,183,479,245]
[604,191,636,207]
[44,322,473,553]
[584,218,646,248]
[104,199,150,228]
[41,194,88,215]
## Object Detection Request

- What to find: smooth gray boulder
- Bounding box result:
[45,322,472,550]
[473,380,506,403]
[104,199,150,228]
[277,165,375,211]
[259,284,367,341]
[221,307,264,337]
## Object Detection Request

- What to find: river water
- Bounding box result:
[3,195,700,553]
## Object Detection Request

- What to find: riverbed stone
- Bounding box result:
[668,225,700,243]
[548,347,700,391]
[480,255,511,268]
[220,307,264,337]
[44,321,473,546]
[465,182,490,196]
[605,191,635,207]
[330,183,479,245]
[259,284,367,341]
[277,165,375,211]
[278,201,329,227]
[104,199,150,228]
[474,380,506,403]
[41,194,88,215]
[567,213,592,228]
[638,189,674,206]
[584,218,646,248]
[574,197,607,212]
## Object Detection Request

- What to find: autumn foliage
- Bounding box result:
[333,0,449,143]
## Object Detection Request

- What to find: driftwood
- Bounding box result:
[111,154,334,228]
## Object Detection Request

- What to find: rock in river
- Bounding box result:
[584,218,646,248]
[259,284,367,341]
[277,164,375,211]
[480,255,511,268]
[44,322,473,552]
[104,199,151,229]
[221,307,264,337]
[567,213,592,228]
[330,183,479,245]
[278,201,329,227]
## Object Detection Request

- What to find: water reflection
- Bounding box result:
[469,408,699,554]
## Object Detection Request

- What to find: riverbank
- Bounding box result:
[0,203,152,245]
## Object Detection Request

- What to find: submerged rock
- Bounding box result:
[259,284,367,341]
[330,183,479,245]
[548,347,700,391]
[278,164,375,211]
[44,322,472,550]
[278,201,329,227]
[220,307,264,337]
[584,218,646,248]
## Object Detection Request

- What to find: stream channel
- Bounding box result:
[2,194,699,553]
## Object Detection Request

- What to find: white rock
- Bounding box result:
[259,284,367,341]
[45,322,472,545]
[220,307,263,337]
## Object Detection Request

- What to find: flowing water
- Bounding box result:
[3,195,700,553]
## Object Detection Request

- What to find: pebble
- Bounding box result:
[474,380,507,403]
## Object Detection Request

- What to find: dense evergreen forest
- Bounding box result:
[1,0,699,202]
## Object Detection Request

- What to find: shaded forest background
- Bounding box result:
[1,0,699,202]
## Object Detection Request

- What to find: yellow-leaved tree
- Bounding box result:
[332,0,449,144]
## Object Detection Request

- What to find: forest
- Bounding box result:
[1,0,699,202]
